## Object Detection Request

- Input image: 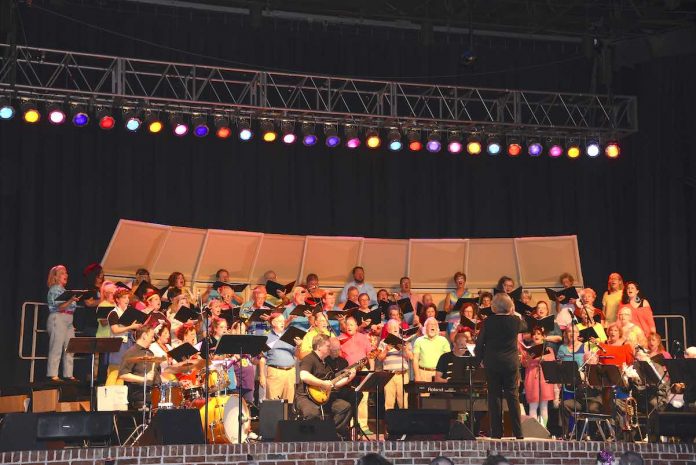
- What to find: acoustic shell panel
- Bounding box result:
[101,221,169,277]
[360,239,409,288]
[466,239,518,289]
[302,236,362,287]
[409,240,468,288]
[194,230,262,284]
[515,236,583,288]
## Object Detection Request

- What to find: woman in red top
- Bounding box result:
[618,281,656,338]
[598,324,635,367]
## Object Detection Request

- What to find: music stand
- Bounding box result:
[588,364,622,388]
[663,359,696,385]
[450,356,481,434]
[542,360,583,438]
[355,371,393,440]
[216,334,268,443]
[66,337,123,411]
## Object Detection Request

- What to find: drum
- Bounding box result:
[199,394,249,444]
[182,386,206,408]
[151,382,183,410]
[201,364,231,393]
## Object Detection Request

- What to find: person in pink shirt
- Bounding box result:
[340,317,375,434]
[618,281,656,338]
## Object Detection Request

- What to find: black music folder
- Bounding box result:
[524,315,556,334]
[173,306,198,323]
[55,289,90,302]
[279,326,307,346]
[213,281,248,293]
[452,297,479,313]
[545,287,579,301]
[117,307,148,326]
[266,280,296,298]
[167,342,199,362]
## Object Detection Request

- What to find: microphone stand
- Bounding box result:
[200,291,211,444]
[565,305,581,440]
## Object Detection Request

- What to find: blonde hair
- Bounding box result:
[47,265,66,288]
[100,281,117,301]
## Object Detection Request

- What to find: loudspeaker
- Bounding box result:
[521,417,551,439]
[259,400,288,440]
[651,411,696,439]
[36,412,113,441]
[447,421,476,440]
[385,409,452,437]
[0,413,44,451]
[275,419,338,442]
[135,409,205,445]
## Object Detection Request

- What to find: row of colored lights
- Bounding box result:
[0,100,621,158]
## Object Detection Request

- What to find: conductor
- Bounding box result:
[474,293,527,439]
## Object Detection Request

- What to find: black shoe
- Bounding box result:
[48,376,64,384]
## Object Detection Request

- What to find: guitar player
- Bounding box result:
[295,333,356,439]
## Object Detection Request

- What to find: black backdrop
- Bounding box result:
[0,3,694,386]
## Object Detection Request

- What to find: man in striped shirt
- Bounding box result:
[377,319,412,409]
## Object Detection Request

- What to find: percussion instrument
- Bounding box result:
[200,363,231,393]
[199,394,250,443]
[151,382,183,410]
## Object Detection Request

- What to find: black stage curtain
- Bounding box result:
[0,3,694,386]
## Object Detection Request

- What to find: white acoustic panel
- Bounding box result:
[250,234,305,285]
[361,239,409,288]
[101,220,169,277]
[303,236,362,287]
[148,227,206,282]
[409,239,468,288]
[515,236,583,287]
[195,230,263,283]
[466,239,518,288]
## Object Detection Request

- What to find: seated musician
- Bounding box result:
[259,313,301,401]
[118,325,160,409]
[377,319,412,409]
[295,334,356,439]
[413,318,451,382]
[326,336,355,406]
[434,332,472,383]
[634,332,671,410]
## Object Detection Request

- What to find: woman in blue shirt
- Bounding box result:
[46,265,80,382]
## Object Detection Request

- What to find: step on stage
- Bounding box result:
[1,440,695,465]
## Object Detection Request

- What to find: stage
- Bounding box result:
[1,440,695,465]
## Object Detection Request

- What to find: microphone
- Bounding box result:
[594,343,607,353]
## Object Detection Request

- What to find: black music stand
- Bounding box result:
[216,334,268,443]
[663,359,696,385]
[542,360,583,438]
[355,371,393,440]
[66,337,123,411]
[450,356,481,434]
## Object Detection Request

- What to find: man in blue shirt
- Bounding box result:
[339,266,377,305]
[259,312,300,402]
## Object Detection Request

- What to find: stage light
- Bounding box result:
[528,139,543,157]
[70,105,89,127]
[345,125,360,149]
[123,109,141,131]
[387,129,402,151]
[426,132,441,153]
[605,141,620,158]
[407,130,422,151]
[97,108,115,130]
[366,129,381,149]
[170,113,189,136]
[547,139,563,158]
[0,98,14,120]
[325,124,340,147]
[447,132,463,154]
[261,120,277,142]
[238,118,253,141]
[466,135,482,155]
[301,123,317,146]
[192,115,209,137]
[214,116,231,139]
[47,104,66,125]
[145,112,163,133]
[486,136,501,155]
[507,137,522,157]
[281,121,296,144]
[567,139,581,159]
[586,140,601,157]
[22,102,40,123]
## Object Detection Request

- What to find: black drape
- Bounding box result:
[0,3,694,386]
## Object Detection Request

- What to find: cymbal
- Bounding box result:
[126,355,167,363]
[162,359,205,375]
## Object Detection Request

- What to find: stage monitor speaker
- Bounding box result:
[651,411,696,439]
[260,400,288,440]
[275,419,338,442]
[0,413,44,451]
[385,409,453,437]
[447,421,476,440]
[36,412,113,442]
[521,416,551,439]
[135,409,205,445]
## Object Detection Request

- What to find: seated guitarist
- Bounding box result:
[295,334,356,439]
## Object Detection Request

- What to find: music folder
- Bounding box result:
[55,289,90,302]
[396,298,415,316]
[173,306,198,323]
[213,281,247,293]
[167,342,199,362]
[117,307,148,326]
[266,280,296,298]
[545,287,579,301]
[279,326,307,346]
[524,315,556,334]
[383,333,406,347]
[452,297,478,313]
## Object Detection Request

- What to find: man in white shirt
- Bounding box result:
[339,266,377,304]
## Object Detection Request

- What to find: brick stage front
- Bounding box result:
[1,441,695,465]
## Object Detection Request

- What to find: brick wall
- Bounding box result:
[1,441,695,465]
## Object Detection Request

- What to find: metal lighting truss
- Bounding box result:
[0,44,637,139]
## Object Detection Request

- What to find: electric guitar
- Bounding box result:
[307,357,369,405]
